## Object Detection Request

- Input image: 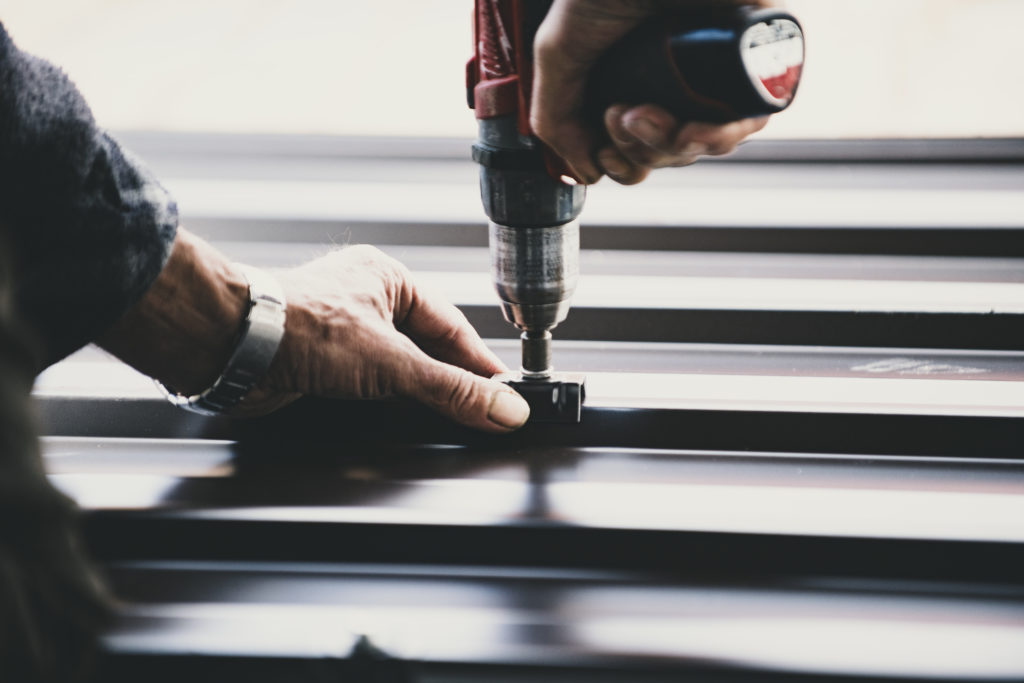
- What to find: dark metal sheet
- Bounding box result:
[92,561,1024,680]
[225,244,1024,283]
[35,395,1024,459]
[465,305,1024,350]
[43,430,1024,580]
[79,512,1024,584]
[195,216,1024,257]
[45,437,1024,542]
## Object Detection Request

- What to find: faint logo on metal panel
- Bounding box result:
[851,358,990,375]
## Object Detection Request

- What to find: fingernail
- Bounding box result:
[605,105,632,144]
[606,104,630,123]
[682,142,709,157]
[564,163,599,186]
[600,154,629,181]
[488,390,530,429]
[625,117,662,147]
[577,166,602,186]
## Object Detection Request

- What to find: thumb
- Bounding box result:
[395,351,531,433]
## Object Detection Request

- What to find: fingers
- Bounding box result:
[528,56,601,185]
[388,271,531,433]
[392,347,530,433]
[671,117,772,157]
[597,104,770,183]
[267,244,529,432]
[399,280,508,378]
[530,0,649,184]
[532,117,601,186]
[530,0,776,185]
[232,387,302,418]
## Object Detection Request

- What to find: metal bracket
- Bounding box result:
[493,372,586,424]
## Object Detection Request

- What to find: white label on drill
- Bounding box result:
[740,18,804,107]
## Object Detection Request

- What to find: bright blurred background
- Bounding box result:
[2,0,1021,139]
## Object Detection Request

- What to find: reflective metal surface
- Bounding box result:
[30,134,1024,681]
[489,220,579,335]
[41,429,1024,679]
[98,561,1024,679]
[44,437,1024,544]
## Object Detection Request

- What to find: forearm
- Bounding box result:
[98,229,248,396]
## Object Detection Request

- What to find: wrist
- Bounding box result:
[155,264,286,416]
[98,229,249,394]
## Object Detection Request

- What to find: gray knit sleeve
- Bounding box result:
[0,21,178,370]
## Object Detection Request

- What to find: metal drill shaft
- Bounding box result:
[521,330,552,378]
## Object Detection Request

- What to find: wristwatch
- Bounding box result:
[155,264,287,416]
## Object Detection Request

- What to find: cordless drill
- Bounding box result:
[467,1,804,422]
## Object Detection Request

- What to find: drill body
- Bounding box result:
[467,1,804,422]
[468,0,582,384]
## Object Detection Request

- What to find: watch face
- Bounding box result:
[740,17,804,108]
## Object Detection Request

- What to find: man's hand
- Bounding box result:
[247,245,529,432]
[530,0,771,185]
[101,230,531,433]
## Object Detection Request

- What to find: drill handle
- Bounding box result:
[583,6,804,124]
[469,3,803,180]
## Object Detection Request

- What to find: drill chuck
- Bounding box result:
[489,219,579,334]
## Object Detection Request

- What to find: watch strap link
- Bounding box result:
[155,264,286,416]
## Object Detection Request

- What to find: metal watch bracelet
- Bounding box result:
[155,264,287,416]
